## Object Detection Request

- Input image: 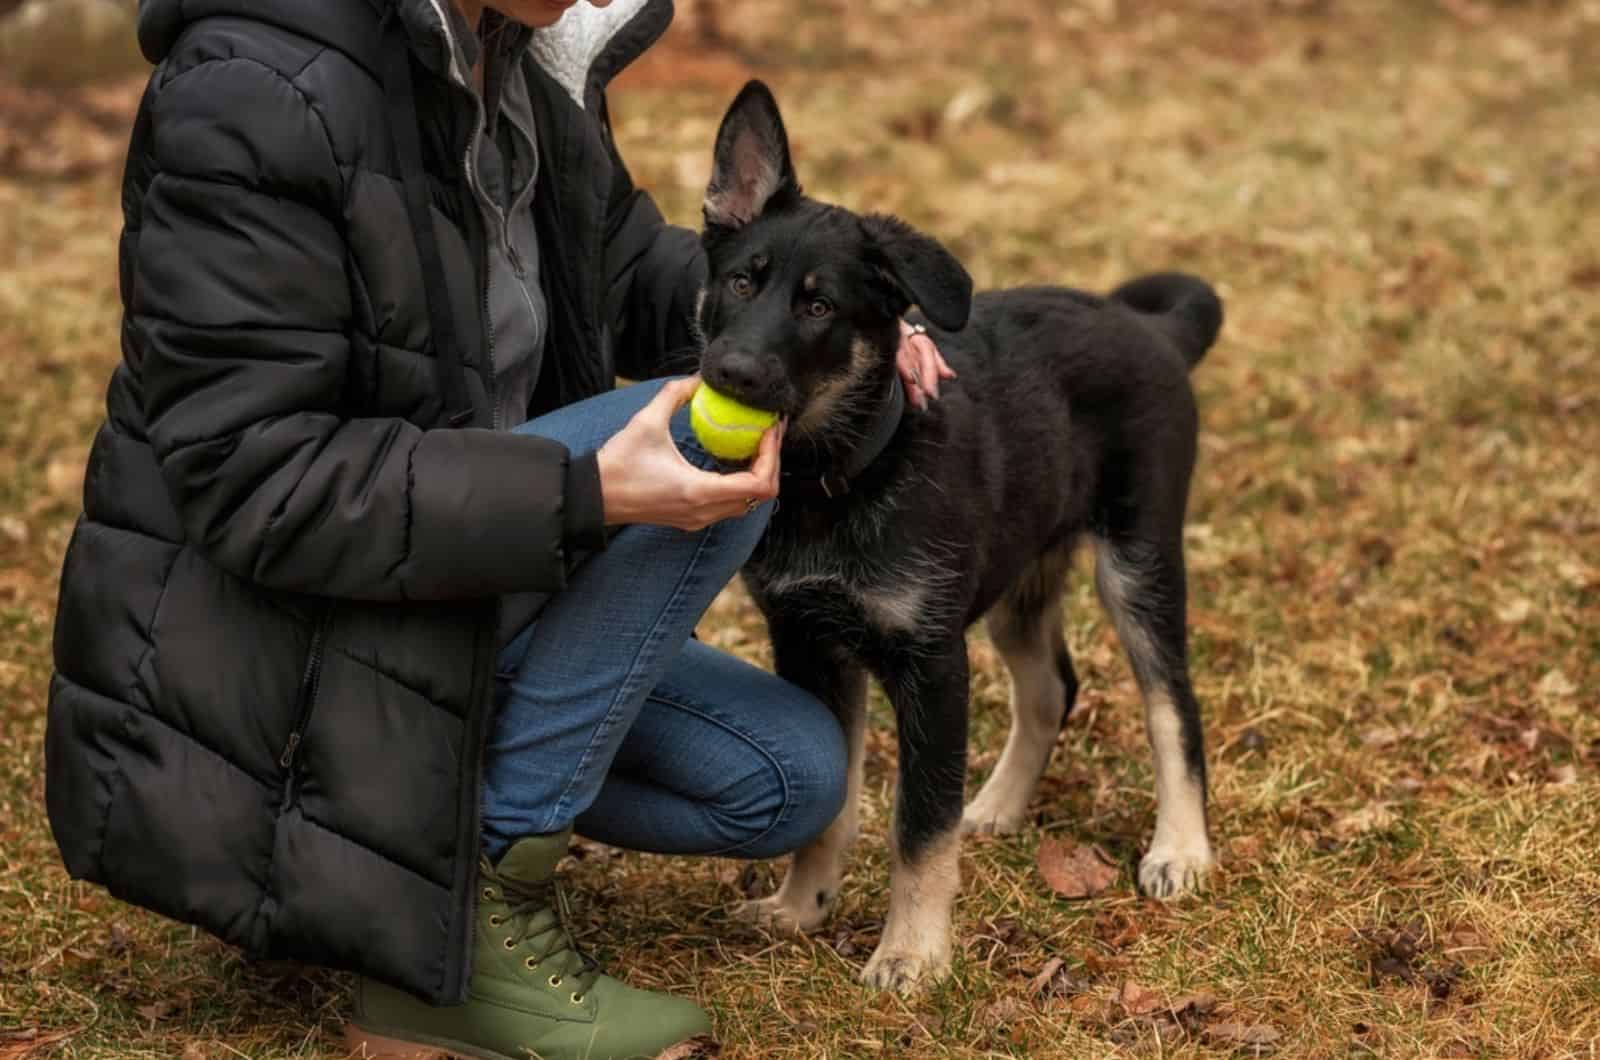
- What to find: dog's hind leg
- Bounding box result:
[1093,533,1215,898]
[736,644,866,934]
[964,544,1078,836]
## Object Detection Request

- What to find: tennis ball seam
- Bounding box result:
[694,405,769,435]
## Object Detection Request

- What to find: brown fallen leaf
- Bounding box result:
[1118,979,1164,1016]
[1171,990,1218,1016]
[0,1028,76,1060]
[1037,839,1118,899]
[1204,1021,1283,1051]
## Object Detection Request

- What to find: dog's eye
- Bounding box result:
[806,298,833,320]
[729,274,754,298]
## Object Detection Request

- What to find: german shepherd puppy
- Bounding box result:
[697,82,1223,991]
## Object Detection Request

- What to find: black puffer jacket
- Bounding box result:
[46,0,704,1004]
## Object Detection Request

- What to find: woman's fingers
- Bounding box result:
[917,336,942,401]
[640,375,701,431]
[696,428,783,505]
[746,418,783,492]
[896,323,928,409]
[896,319,956,407]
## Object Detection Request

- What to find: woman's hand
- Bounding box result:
[595,377,783,530]
[897,319,957,410]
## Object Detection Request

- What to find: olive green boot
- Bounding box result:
[345,829,714,1060]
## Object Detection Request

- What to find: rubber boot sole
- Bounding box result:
[343,1022,718,1060]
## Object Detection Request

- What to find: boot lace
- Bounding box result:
[491,874,602,1000]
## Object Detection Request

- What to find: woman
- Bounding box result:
[46,1,951,1057]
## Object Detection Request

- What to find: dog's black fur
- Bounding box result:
[698,82,1223,991]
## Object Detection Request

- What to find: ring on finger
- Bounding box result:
[910,322,928,335]
[745,497,761,515]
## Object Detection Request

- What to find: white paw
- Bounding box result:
[859,941,952,993]
[734,893,829,934]
[1137,842,1215,899]
[960,797,1028,837]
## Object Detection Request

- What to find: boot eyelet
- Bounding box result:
[523,957,540,971]
[487,914,503,926]
[548,975,563,988]
[481,887,495,901]
[570,992,585,1005]
[502,937,517,950]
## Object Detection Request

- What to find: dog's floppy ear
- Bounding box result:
[704,80,800,232]
[861,214,973,331]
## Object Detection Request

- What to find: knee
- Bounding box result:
[720,717,848,860]
[781,748,850,851]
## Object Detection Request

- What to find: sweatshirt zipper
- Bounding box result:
[280,607,331,773]
[483,235,500,430]
[453,68,503,430]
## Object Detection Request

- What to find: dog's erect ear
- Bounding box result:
[704,81,800,231]
[861,214,973,332]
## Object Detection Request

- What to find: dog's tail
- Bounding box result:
[1110,272,1224,369]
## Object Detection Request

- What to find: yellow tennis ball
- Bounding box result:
[690,383,778,462]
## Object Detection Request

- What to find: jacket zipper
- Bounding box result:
[391,20,516,999]
[279,606,331,773]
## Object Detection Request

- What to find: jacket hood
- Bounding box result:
[137,0,668,107]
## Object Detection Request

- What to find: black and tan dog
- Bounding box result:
[696,82,1223,991]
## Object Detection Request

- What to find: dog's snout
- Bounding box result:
[705,350,772,399]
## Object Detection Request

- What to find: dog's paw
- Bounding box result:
[1137,842,1215,899]
[734,894,829,934]
[960,798,1028,837]
[859,942,952,993]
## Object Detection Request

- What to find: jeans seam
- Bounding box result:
[538,521,720,833]
[640,692,796,858]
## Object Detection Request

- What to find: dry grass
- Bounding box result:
[4,1,1600,1056]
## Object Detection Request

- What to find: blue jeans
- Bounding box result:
[481,379,847,861]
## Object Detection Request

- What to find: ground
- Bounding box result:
[2,1,1598,1057]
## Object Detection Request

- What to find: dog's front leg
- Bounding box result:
[736,636,866,934]
[860,642,968,993]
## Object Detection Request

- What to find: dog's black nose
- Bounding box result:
[709,351,768,396]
